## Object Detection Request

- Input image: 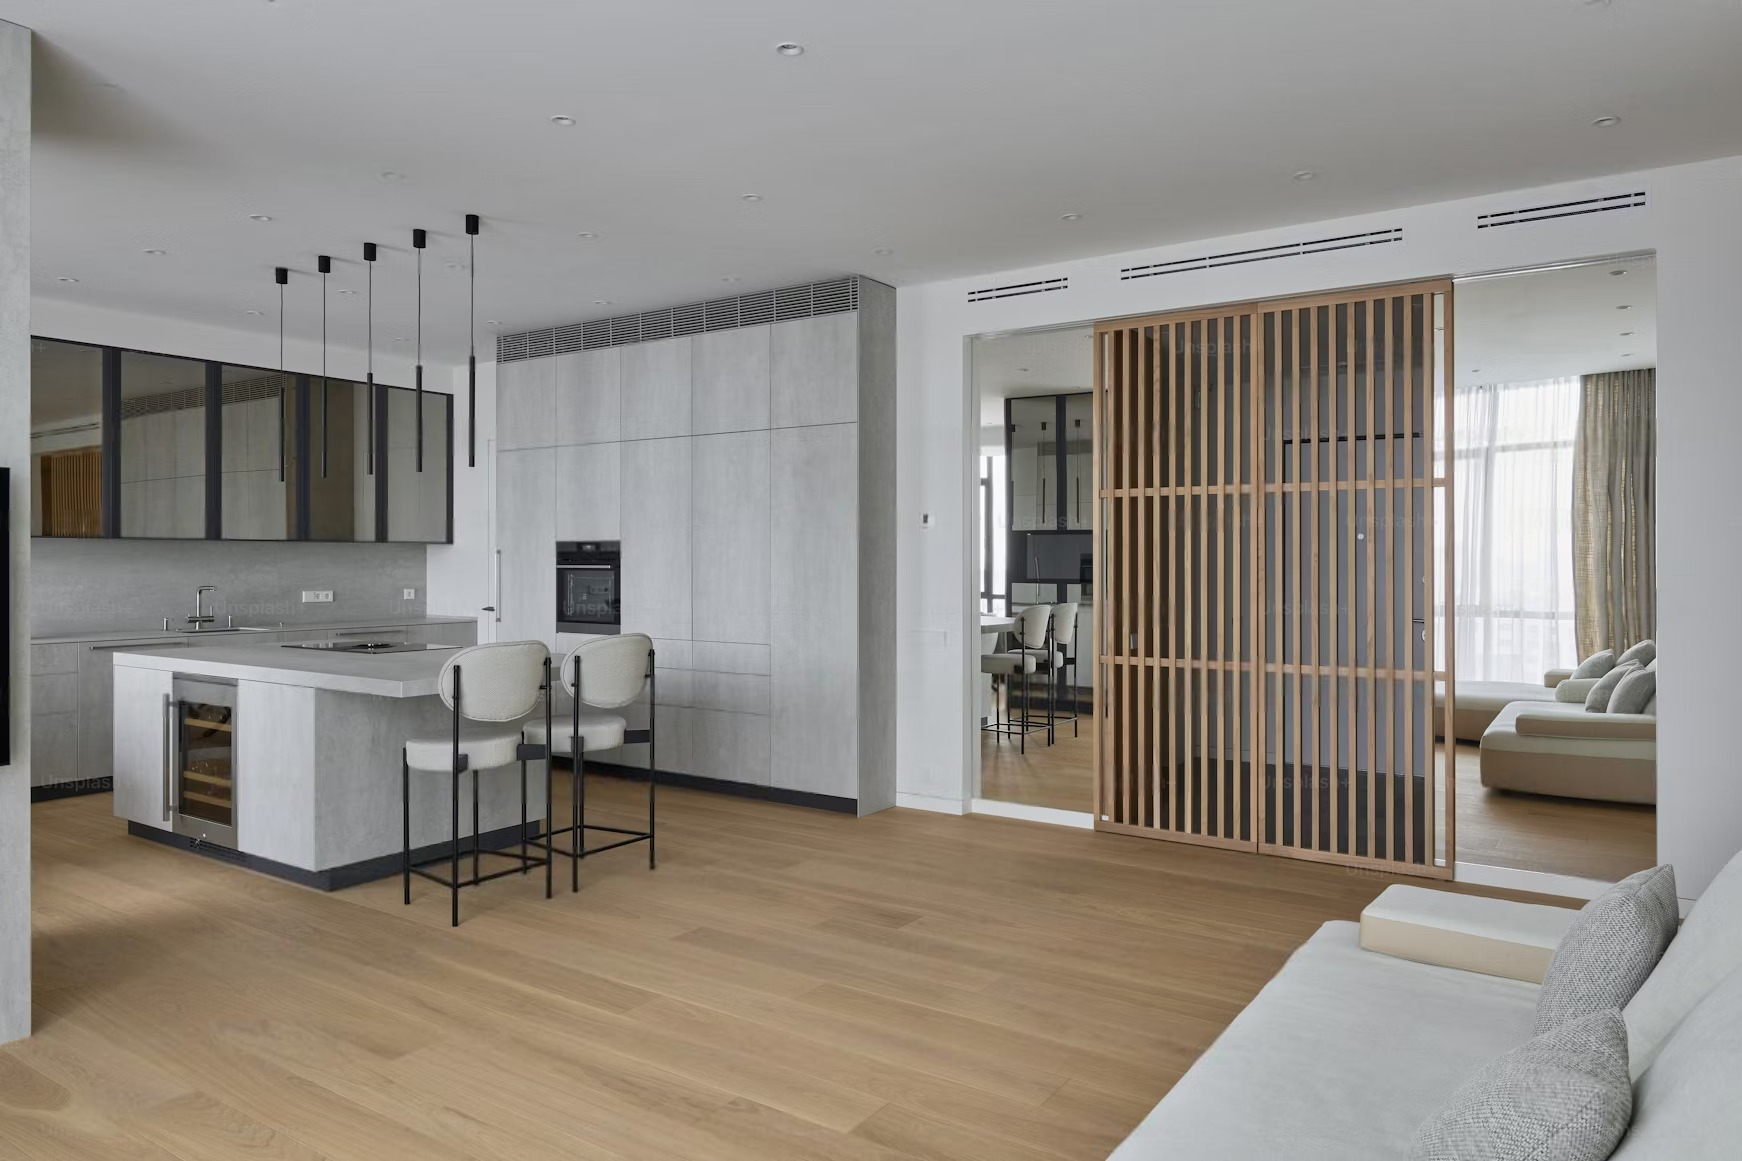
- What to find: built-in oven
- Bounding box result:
[556,540,621,632]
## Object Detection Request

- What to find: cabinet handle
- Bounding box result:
[493,549,503,624]
[162,694,174,823]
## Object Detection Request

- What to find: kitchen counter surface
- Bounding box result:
[112,641,458,698]
[33,614,477,646]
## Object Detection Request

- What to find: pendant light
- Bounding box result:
[363,241,377,475]
[317,254,331,478]
[276,266,289,483]
[465,213,479,468]
[412,226,426,473]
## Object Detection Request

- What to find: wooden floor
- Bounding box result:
[8,780,1568,1160]
[1446,742,1656,882]
[978,712,1094,813]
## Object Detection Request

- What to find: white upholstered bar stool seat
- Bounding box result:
[981,651,1039,676]
[404,730,523,772]
[522,712,626,755]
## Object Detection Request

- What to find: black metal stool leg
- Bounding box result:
[545,748,554,900]
[471,769,481,886]
[519,755,528,875]
[648,707,658,871]
[402,750,411,905]
[573,742,584,893]
[450,769,460,928]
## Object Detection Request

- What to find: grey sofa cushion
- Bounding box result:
[1537,865,1678,1034]
[1607,666,1656,716]
[1617,640,1655,667]
[1612,961,1742,1159]
[1584,661,1639,713]
[1409,1009,1632,1161]
[1573,650,1617,679]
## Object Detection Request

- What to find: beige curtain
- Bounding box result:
[1573,369,1656,657]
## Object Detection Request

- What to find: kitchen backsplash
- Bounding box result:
[31,539,428,635]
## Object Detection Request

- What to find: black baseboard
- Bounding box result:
[127,820,544,892]
[560,758,858,815]
[32,778,113,803]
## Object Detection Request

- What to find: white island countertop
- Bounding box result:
[111,642,458,698]
[34,614,477,647]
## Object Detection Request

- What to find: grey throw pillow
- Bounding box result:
[1618,639,1655,667]
[1536,864,1678,1034]
[1584,661,1639,713]
[1572,649,1617,679]
[1408,1010,1632,1161]
[1607,666,1656,715]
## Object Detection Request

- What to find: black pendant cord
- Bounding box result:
[276,266,289,483]
[466,213,479,469]
[318,254,331,479]
[364,242,376,476]
[413,227,426,473]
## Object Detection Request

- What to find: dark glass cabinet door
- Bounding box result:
[384,385,451,543]
[118,351,208,539]
[219,366,297,540]
[29,338,106,537]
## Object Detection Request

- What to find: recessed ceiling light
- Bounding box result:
[1292,169,1317,182]
[446,262,464,271]
[244,309,262,315]
[1622,352,1634,357]
[1620,331,1636,336]
[774,42,805,56]
[576,231,598,240]
[594,299,612,306]
[1471,368,1482,373]
[391,336,409,342]
[379,171,405,182]
[56,276,79,283]
[1592,115,1622,128]
[1060,213,1082,221]
[1017,367,1031,373]
[1616,304,1632,310]
[721,275,742,283]
[740,194,764,202]
[1609,268,1627,276]
[873,247,894,256]
[485,319,501,326]
[142,248,167,255]
[336,288,357,296]
[550,115,576,127]
[248,214,273,223]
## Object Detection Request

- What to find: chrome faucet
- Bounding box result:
[187,585,218,630]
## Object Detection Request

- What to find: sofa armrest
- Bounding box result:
[1553,677,1599,703]
[1544,667,1576,689]
[1360,885,1578,983]
[1514,710,1656,741]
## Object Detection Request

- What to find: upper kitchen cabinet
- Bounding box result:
[622,336,693,441]
[1063,392,1093,531]
[384,384,453,543]
[771,313,856,429]
[118,350,209,539]
[29,337,106,537]
[693,325,770,435]
[497,354,556,450]
[555,348,621,446]
[219,365,296,540]
[306,378,376,542]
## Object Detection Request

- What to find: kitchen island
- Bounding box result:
[111,641,546,889]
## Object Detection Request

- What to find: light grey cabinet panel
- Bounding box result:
[620,436,692,641]
[76,638,189,790]
[31,714,78,787]
[31,644,79,676]
[34,672,78,716]
[621,337,692,441]
[555,348,622,446]
[771,314,857,429]
[687,709,771,787]
[690,641,770,676]
[555,442,622,542]
[693,326,770,435]
[691,430,770,646]
[405,622,479,647]
[496,356,557,451]
[692,671,770,716]
[770,423,858,801]
[496,448,556,647]
[111,663,173,830]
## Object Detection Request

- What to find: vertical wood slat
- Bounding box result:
[1093,331,1107,823]
[1380,297,1395,861]
[1343,301,1356,856]
[1165,326,1179,832]
[1151,325,1164,832]
[1272,312,1283,848]
[1440,290,1458,870]
[1403,294,1417,865]
[1194,320,1206,835]
[1214,318,1227,835]
[1136,329,1149,829]
[1123,328,1136,826]
[1364,299,1379,861]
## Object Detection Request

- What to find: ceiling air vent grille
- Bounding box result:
[1476,190,1646,229]
[497,276,861,361]
[1121,228,1404,281]
[967,277,1069,304]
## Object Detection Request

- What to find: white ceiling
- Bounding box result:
[7,0,1739,365]
[973,327,1094,429]
[1457,256,1657,386]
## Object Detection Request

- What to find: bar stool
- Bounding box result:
[403,640,552,927]
[1045,601,1080,738]
[980,605,1057,753]
[522,633,657,895]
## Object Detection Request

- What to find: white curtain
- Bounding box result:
[1444,377,1581,682]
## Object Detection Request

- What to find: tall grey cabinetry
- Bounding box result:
[494,278,895,814]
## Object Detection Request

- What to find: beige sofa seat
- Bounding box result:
[1360,884,1578,983]
[1479,701,1656,804]
[1434,680,1558,742]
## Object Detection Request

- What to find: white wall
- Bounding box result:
[896,155,1742,897]
[426,359,495,639]
[0,17,29,1046]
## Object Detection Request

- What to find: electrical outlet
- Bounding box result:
[301,590,334,604]
[402,588,417,600]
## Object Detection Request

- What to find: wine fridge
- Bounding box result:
[166,676,238,849]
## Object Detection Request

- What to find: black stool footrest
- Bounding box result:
[409,847,547,890]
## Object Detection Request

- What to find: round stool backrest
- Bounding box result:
[560,633,653,709]
[437,641,551,721]
[1050,602,1080,649]
[1014,604,1052,651]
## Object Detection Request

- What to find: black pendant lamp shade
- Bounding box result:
[276,265,289,483]
[317,254,331,478]
[466,213,479,468]
[412,226,426,473]
[363,241,377,475]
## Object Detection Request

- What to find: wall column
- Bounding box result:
[0,16,32,1045]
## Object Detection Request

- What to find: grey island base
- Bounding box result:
[111,643,548,890]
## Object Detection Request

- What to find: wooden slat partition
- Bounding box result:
[1093,281,1454,876]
